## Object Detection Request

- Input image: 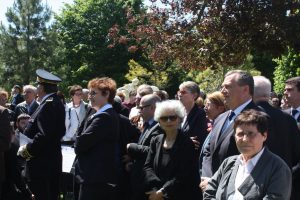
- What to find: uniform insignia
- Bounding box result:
[46,97,54,102]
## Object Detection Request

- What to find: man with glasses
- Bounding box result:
[126,94,162,200]
[200,70,260,192]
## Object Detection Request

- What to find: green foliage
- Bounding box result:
[273,48,300,94]
[125,59,187,96]
[188,54,261,94]
[55,0,143,87]
[0,0,56,89]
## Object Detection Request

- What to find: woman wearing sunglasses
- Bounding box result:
[143,100,201,200]
[74,77,119,200]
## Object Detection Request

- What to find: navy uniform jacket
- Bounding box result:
[74,108,120,185]
[23,93,66,179]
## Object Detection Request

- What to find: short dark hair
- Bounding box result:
[226,70,254,96]
[69,85,83,96]
[285,76,300,92]
[234,109,269,135]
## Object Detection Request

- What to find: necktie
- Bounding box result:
[292,109,298,117]
[292,109,300,122]
[228,111,236,121]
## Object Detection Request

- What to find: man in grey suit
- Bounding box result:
[203,110,292,200]
[126,94,162,200]
[200,70,259,191]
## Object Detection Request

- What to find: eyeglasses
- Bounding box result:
[88,91,99,96]
[159,115,178,122]
[177,90,189,95]
[137,104,151,110]
[235,131,259,139]
[74,92,83,96]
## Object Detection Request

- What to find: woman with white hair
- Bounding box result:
[143,100,201,200]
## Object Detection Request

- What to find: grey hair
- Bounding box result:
[179,81,200,97]
[154,100,186,121]
[253,76,271,99]
[225,70,254,96]
[23,85,37,94]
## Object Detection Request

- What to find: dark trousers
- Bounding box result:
[291,180,300,200]
[28,176,60,200]
[78,183,116,200]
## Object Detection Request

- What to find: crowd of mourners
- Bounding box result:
[0,69,299,200]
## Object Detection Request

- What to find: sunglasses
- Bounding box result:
[177,90,189,95]
[137,104,151,110]
[159,115,178,122]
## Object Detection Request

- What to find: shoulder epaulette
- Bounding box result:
[46,97,54,102]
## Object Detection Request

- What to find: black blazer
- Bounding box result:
[23,93,66,179]
[0,107,11,183]
[257,101,300,169]
[14,100,39,121]
[181,104,208,150]
[74,108,120,185]
[201,100,259,177]
[143,132,201,200]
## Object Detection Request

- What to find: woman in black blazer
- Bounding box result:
[74,77,120,200]
[143,100,201,200]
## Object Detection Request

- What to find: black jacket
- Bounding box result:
[74,108,120,185]
[23,93,66,179]
[143,132,201,200]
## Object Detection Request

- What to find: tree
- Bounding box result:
[0,0,57,88]
[55,0,144,87]
[273,47,300,94]
[109,0,300,72]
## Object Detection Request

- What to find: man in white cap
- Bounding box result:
[18,69,66,200]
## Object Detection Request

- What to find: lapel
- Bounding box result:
[154,134,164,170]
[140,122,158,145]
[226,158,241,196]
[238,148,269,196]
[182,104,197,131]
[210,111,230,151]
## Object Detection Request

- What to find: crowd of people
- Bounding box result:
[0,69,299,200]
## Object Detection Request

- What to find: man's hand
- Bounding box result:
[200,177,211,191]
[146,189,164,200]
[190,136,200,150]
[17,145,32,160]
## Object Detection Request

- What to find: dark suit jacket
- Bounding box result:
[127,122,162,199]
[201,100,259,177]
[23,93,66,179]
[14,100,39,121]
[127,122,162,160]
[74,108,120,185]
[181,104,208,150]
[257,101,300,169]
[0,106,11,183]
[143,133,201,200]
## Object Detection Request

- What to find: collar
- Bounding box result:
[291,106,300,113]
[238,147,265,172]
[232,99,252,117]
[92,104,112,118]
[41,93,55,103]
[146,118,155,126]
